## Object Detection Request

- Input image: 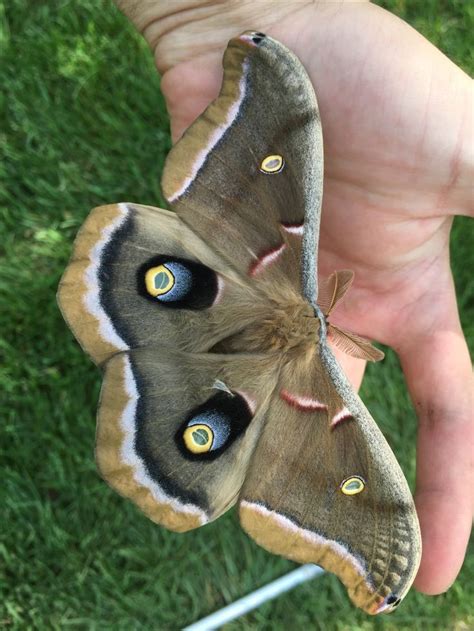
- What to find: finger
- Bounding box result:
[398,319,473,595]
[162,57,222,143]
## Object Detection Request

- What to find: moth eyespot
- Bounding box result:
[183,424,214,454]
[139,256,218,309]
[260,154,284,174]
[177,391,253,459]
[340,476,365,496]
[144,264,175,297]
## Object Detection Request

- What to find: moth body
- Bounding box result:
[217,299,319,359]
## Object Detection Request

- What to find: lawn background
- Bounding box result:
[1,0,472,629]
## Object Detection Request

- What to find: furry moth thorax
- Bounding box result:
[58,30,421,616]
[214,300,319,357]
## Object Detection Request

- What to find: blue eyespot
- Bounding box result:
[140,256,218,309]
[178,390,253,459]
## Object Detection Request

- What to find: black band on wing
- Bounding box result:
[138,256,218,309]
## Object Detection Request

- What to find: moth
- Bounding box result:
[58,31,421,614]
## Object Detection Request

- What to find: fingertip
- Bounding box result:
[413,490,471,595]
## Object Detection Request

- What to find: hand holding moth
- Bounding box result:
[113,0,473,598]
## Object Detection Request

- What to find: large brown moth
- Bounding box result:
[58,31,421,614]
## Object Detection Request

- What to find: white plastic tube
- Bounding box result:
[183,564,325,631]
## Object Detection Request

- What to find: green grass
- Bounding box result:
[1,0,472,629]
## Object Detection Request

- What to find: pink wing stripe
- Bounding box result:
[281,222,304,235]
[249,243,286,277]
[280,389,328,412]
[331,407,354,428]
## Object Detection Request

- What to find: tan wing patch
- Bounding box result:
[96,353,207,532]
[162,44,250,203]
[240,501,385,614]
[57,203,130,366]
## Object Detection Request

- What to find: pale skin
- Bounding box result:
[115,0,473,597]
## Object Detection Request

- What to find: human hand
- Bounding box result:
[115,0,473,598]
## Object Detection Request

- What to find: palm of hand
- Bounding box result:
[124,0,473,599]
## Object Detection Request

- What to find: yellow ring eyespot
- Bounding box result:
[340,476,365,496]
[145,265,175,297]
[260,154,284,174]
[183,424,214,454]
